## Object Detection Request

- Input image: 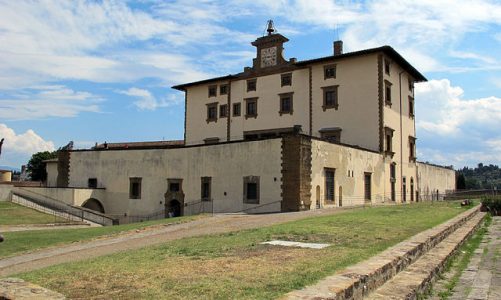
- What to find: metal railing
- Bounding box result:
[11,191,118,226]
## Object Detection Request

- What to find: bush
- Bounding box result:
[481,195,501,215]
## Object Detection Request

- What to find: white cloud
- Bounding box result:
[120,87,182,111]
[0,85,102,120]
[0,124,55,167]
[416,79,501,135]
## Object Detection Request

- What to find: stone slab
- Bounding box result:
[261,240,330,249]
[0,278,65,299]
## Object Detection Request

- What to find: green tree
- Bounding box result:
[26,151,57,181]
[456,173,466,190]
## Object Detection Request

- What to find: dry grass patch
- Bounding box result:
[20,202,472,299]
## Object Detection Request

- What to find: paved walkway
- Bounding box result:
[0,206,359,277]
[0,223,91,232]
[449,216,501,300]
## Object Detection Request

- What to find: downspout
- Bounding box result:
[399,70,405,202]
[227,79,232,142]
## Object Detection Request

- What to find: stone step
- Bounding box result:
[285,205,481,300]
[367,212,486,300]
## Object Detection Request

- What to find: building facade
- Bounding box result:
[34,25,455,223]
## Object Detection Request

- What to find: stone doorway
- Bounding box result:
[167,199,181,217]
[82,198,105,213]
[316,185,321,209]
[339,186,343,207]
[165,179,184,217]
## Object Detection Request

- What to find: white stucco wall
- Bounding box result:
[310,139,387,208]
[67,138,283,217]
[417,162,456,200]
[45,162,58,187]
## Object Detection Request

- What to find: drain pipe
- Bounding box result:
[399,70,405,203]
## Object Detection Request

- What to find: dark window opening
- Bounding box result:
[201,177,211,201]
[385,59,390,75]
[169,182,180,192]
[129,177,142,199]
[385,80,392,106]
[324,64,337,79]
[207,103,218,122]
[208,85,217,97]
[281,73,292,86]
[322,86,339,111]
[233,102,241,117]
[247,79,256,92]
[279,93,293,115]
[364,173,371,200]
[220,84,228,95]
[409,96,414,118]
[220,104,228,118]
[88,178,97,188]
[325,168,335,202]
[243,176,260,204]
[245,98,258,118]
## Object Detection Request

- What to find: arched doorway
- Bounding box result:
[82,198,105,213]
[167,199,181,217]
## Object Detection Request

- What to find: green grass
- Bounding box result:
[19,201,474,300]
[0,201,65,225]
[0,215,201,259]
[435,214,491,300]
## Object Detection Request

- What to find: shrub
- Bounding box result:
[481,195,501,215]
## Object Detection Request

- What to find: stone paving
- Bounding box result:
[449,216,501,300]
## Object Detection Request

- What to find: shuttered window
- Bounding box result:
[325,168,335,201]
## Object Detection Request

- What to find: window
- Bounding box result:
[206,102,218,123]
[220,104,228,118]
[408,77,413,91]
[208,85,217,97]
[243,176,260,204]
[384,59,391,75]
[233,103,241,117]
[88,178,97,188]
[201,177,211,201]
[385,80,392,106]
[364,173,372,201]
[409,136,416,162]
[281,73,292,86]
[279,92,293,115]
[322,85,339,111]
[320,128,342,143]
[247,79,257,92]
[204,137,220,144]
[324,64,337,79]
[245,98,258,119]
[129,177,142,199]
[410,178,414,202]
[220,84,228,95]
[384,127,394,156]
[408,96,414,118]
[325,168,335,202]
[169,182,180,192]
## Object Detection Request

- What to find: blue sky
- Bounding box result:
[0,0,500,169]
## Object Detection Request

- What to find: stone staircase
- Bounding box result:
[286,205,486,300]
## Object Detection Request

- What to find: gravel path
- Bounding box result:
[0,206,358,277]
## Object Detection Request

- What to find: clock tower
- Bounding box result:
[251,20,289,70]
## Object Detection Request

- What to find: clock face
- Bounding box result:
[260,46,277,67]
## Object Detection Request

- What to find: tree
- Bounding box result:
[26,151,57,181]
[456,173,466,190]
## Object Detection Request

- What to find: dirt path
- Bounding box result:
[0,206,360,277]
[0,224,92,232]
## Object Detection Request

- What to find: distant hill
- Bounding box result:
[458,163,501,190]
[0,166,21,172]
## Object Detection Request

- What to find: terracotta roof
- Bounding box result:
[93,140,185,150]
[172,45,426,91]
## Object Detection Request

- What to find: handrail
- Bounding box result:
[12,191,118,226]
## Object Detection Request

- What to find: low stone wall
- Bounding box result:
[286,205,481,299]
[0,184,12,201]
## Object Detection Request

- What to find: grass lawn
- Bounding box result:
[0,201,65,225]
[19,201,475,299]
[0,215,201,259]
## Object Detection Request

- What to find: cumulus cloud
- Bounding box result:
[0,85,102,120]
[415,79,501,167]
[416,79,501,135]
[0,124,55,167]
[120,87,182,111]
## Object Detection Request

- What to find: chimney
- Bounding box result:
[333,40,343,56]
